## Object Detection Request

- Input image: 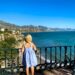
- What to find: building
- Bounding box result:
[0,28,5,32]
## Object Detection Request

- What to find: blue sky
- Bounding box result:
[0,0,75,28]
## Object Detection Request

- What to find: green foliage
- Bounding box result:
[0,37,16,48]
[0,30,12,34]
[0,37,18,60]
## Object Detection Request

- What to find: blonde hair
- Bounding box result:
[25,34,32,43]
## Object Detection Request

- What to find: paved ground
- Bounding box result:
[43,69,72,75]
[19,68,72,75]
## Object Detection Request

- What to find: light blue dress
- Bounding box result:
[22,43,37,68]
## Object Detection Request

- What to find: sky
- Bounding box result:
[0,0,75,28]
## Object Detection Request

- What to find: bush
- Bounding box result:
[0,37,16,48]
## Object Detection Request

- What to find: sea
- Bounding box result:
[23,31,75,47]
[23,31,75,61]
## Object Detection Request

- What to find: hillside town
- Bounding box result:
[0,28,23,41]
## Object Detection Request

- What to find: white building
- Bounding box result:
[0,28,5,32]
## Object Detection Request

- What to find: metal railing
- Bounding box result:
[0,46,75,75]
[36,46,75,70]
[0,48,19,75]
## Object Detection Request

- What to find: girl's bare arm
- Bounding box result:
[32,43,37,51]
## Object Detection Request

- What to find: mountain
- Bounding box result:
[0,20,48,32]
[0,20,75,32]
[0,20,18,30]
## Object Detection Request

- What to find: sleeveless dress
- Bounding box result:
[22,43,37,68]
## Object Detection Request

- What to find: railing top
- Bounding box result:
[0,45,74,52]
[0,45,74,50]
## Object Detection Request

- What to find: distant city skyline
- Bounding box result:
[0,0,75,28]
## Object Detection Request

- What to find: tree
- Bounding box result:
[0,36,16,48]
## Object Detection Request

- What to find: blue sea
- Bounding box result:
[23,31,75,47]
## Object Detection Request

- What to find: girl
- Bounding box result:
[22,34,37,75]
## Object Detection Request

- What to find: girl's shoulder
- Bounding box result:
[31,42,36,51]
[31,42,35,46]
